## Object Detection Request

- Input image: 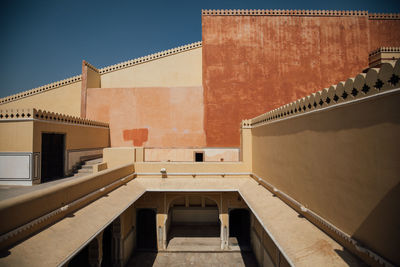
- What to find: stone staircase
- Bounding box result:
[73,158,103,178]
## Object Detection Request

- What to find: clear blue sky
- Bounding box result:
[0,0,399,98]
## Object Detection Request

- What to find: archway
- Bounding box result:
[229,209,250,249]
[166,195,220,250]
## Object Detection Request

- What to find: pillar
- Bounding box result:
[88,232,103,267]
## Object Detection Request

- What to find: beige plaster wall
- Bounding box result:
[32,121,109,153]
[0,82,82,117]
[100,48,202,88]
[251,90,400,265]
[144,148,239,162]
[0,121,33,152]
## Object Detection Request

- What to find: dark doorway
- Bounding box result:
[41,133,65,182]
[101,223,113,267]
[68,245,89,267]
[136,209,157,251]
[229,209,250,248]
[194,152,204,162]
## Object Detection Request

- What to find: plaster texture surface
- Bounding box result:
[86,87,206,147]
[100,47,202,88]
[202,14,400,147]
[0,82,82,117]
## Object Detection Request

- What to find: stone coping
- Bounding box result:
[0,108,109,128]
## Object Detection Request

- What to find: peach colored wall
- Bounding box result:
[202,14,400,147]
[86,87,206,147]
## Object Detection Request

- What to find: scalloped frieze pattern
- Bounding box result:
[202,9,369,16]
[242,58,400,128]
[98,41,202,75]
[0,108,108,128]
[0,75,82,105]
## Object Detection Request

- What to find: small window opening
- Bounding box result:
[195,152,204,162]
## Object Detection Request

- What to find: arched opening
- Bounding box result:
[167,195,220,250]
[136,209,157,251]
[229,209,250,249]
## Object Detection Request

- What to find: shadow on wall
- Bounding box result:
[123,128,149,146]
[353,182,400,265]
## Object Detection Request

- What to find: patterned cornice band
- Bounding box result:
[369,13,400,19]
[369,47,400,57]
[0,75,82,105]
[98,41,202,74]
[243,58,400,128]
[0,108,109,128]
[202,9,369,16]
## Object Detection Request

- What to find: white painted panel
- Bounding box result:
[0,155,30,179]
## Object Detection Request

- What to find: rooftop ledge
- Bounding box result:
[0,177,364,267]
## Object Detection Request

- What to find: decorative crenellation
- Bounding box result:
[369,47,400,57]
[369,13,400,20]
[0,75,82,105]
[0,108,109,128]
[245,58,400,128]
[202,9,370,17]
[99,41,202,75]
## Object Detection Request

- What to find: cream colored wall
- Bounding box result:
[144,148,239,162]
[0,121,33,152]
[0,82,82,117]
[33,120,109,153]
[251,90,400,265]
[100,48,202,88]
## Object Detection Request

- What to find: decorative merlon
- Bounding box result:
[0,75,82,105]
[0,108,109,128]
[368,13,400,19]
[202,9,400,19]
[98,41,202,75]
[369,47,400,57]
[243,58,400,128]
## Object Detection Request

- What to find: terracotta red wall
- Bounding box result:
[369,19,400,49]
[202,14,400,147]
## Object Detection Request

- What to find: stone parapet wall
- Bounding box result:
[0,75,81,105]
[98,41,202,75]
[249,59,400,265]
[0,108,108,128]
